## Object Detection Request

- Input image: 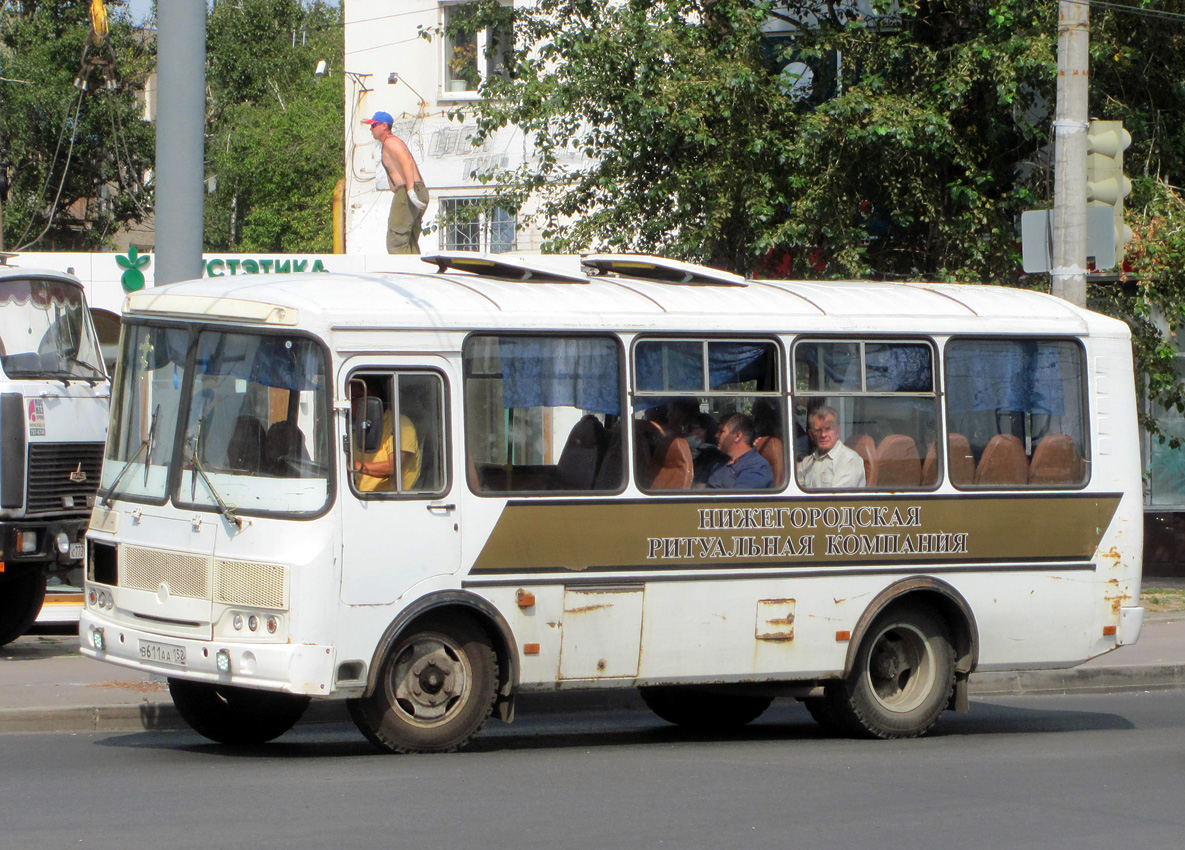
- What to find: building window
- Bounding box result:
[441,3,509,96]
[439,197,515,253]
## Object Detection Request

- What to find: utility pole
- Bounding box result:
[154,1,206,286]
[1051,0,1090,307]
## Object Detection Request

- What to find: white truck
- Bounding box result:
[0,257,110,645]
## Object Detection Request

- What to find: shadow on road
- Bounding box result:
[88,695,1135,759]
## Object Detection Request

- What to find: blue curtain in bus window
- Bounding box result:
[194,333,318,392]
[635,341,702,392]
[945,341,1067,415]
[635,341,771,392]
[500,337,620,415]
[708,342,774,389]
[796,342,861,392]
[865,343,932,392]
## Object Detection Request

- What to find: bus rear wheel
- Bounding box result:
[827,604,955,739]
[639,686,773,730]
[167,679,310,745]
[0,570,47,647]
[348,615,498,754]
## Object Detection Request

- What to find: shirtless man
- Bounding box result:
[362,111,430,254]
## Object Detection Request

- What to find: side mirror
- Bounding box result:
[352,397,384,454]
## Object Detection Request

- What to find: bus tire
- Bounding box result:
[0,570,47,647]
[828,604,955,739]
[639,686,773,730]
[801,696,847,735]
[167,678,310,745]
[348,615,497,754]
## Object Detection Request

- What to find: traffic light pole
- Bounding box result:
[1051,0,1089,307]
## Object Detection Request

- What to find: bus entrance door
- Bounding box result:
[340,361,458,605]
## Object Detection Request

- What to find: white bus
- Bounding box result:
[0,260,109,646]
[81,253,1143,751]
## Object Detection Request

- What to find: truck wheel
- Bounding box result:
[827,604,955,739]
[639,686,773,730]
[347,614,497,754]
[0,570,47,647]
[168,678,310,745]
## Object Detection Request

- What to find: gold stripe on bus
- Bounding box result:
[470,495,1122,573]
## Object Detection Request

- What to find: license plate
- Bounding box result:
[139,640,187,667]
[69,542,85,560]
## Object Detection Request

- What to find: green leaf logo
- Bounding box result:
[116,246,151,293]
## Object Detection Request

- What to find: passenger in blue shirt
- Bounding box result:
[705,413,775,490]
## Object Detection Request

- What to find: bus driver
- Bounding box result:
[349,382,421,491]
[798,405,866,489]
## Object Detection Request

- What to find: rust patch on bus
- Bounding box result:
[565,604,611,615]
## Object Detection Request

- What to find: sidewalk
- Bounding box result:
[3,612,1183,735]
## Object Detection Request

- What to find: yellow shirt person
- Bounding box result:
[354,412,420,491]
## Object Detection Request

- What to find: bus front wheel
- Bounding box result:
[827,604,955,739]
[0,570,47,647]
[639,686,773,730]
[167,679,310,745]
[348,615,498,754]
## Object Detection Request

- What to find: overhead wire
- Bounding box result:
[12,85,86,250]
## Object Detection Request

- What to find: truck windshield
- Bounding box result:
[102,323,331,516]
[0,278,106,381]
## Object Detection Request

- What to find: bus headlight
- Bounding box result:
[216,649,231,673]
[91,627,106,651]
[56,532,71,555]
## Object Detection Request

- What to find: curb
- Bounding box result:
[969,664,1185,696]
[3,664,1184,735]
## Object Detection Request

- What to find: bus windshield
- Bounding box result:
[0,278,105,381]
[102,324,331,515]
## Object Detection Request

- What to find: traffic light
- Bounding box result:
[1086,119,1133,267]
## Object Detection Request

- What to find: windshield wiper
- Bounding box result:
[101,405,159,507]
[186,423,243,530]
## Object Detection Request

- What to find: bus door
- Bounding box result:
[340,362,457,605]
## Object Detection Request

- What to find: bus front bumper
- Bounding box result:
[79,610,336,697]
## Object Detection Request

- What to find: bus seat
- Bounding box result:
[264,421,308,476]
[647,435,693,490]
[555,414,605,490]
[754,435,785,488]
[593,423,624,490]
[226,416,265,473]
[975,434,1028,486]
[876,434,921,487]
[852,434,878,487]
[921,442,937,486]
[948,433,975,486]
[1028,434,1084,485]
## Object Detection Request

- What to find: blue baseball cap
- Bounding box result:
[362,111,394,126]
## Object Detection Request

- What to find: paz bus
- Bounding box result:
[80,253,1143,751]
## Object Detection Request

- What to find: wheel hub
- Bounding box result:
[389,637,471,725]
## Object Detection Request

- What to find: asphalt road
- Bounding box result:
[2,691,1184,850]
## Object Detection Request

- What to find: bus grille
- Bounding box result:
[121,546,211,599]
[26,442,104,515]
[215,559,288,610]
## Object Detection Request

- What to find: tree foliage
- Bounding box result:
[462,0,1185,436]
[203,0,343,253]
[460,0,1058,278]
[0,0,154,251]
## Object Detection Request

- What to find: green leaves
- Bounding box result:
[1,0,154,250]
[203,0,343,252]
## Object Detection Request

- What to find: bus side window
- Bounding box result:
[794,340,938,491]
[349,372,448,496]
[944,339,1088,488]
[462,335,624,495]
[633,338,784,492]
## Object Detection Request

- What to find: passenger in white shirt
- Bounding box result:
[797,405,866,489]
